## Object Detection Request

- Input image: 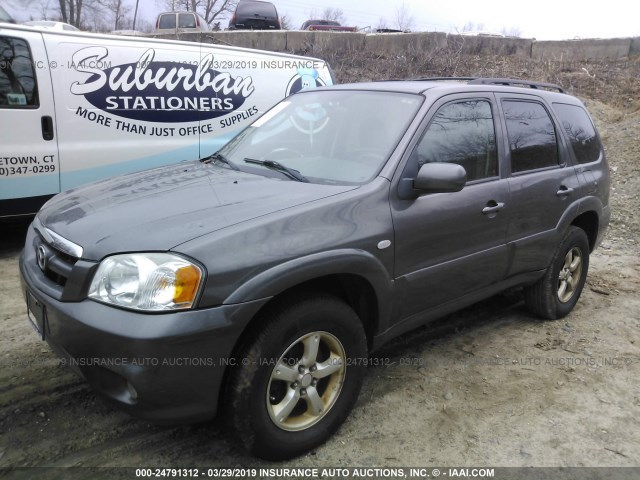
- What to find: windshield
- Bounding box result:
[218,90,423,185]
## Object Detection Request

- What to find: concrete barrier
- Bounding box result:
[532,38,633,61]
[363,32,447,54]
[630,37,640,58]
[449,34,533,57]
[150,31,640,61]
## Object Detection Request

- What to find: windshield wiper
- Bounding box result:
[244,158,309,183]
[201,152,239,171]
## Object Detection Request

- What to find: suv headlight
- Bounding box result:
[88,253,203,311]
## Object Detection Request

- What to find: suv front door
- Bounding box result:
[390,95,510,320]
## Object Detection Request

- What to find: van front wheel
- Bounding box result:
[226,295,367,460]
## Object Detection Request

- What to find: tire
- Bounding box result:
[225,294,368,460]
[524,226,590,320]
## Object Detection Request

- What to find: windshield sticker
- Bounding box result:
[285,68,326,96]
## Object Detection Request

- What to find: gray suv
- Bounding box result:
[20,78,610,459]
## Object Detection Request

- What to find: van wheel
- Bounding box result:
[226,295,367,460]
[524,226,590,319]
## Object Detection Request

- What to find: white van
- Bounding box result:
[0,24,333,216]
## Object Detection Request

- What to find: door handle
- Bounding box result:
[556,186,574,197]
[41,116,54,141]
[482,201,505,215]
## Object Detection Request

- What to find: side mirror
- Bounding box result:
[414,162,467,193]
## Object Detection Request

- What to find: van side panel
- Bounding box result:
[0,26,333,216]
[0,29,59,215]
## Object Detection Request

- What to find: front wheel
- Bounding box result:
[225,295,367,460]
[524,226,590,319]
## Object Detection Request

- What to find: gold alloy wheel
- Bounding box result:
[557,247,583,303]
[266,331,346,431]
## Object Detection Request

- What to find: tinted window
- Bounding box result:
[415,100,498,181]
[179,13,196,28]
[0,36,38,108]
[503,100,558,173]
[237,1,277,17]
[158,14,176,29]
[553,103,602,164]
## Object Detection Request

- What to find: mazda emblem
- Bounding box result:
[37,245,48,271]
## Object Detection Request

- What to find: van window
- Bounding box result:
[414,100,498,181]
[503,100,558,173]
[179,13,196,28]
[158,14,176,29]
[0,36,39,108]
[553,103,602,164]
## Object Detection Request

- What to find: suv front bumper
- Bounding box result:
[20,251,268,424]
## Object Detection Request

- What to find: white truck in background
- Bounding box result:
[0,24,333,217]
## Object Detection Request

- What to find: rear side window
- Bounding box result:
[415,100,498,181]
[503,100,558,173]
[158,14,176,29]
[179,13,196,28]
[553,103,602,164]
[0,36,39,108]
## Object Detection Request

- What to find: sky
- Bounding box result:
[6,0,640,40]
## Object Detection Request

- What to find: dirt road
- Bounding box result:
[1,101,638,474]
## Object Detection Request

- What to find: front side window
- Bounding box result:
[553,103,602,164]
[414,100,498,181]
[218,90,423,185]
[0,36,38,108]
[503,100,559,173]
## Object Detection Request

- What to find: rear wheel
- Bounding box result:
[226,294,367,460]
[524,226,590,319]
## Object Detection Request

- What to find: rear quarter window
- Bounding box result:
[553,103,603,164]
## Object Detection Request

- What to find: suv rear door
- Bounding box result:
[495,93,581,275]
[0,29,59,216]
[390,94,510,318]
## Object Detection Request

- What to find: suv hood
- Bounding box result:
[37,161,356,260]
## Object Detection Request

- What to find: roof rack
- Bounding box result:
[467,78,564,93]
[408,77,564,93]
[411,77,477,82]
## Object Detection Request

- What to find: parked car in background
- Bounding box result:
[0,5,16,23]
[23,20,79,31]
[154,11,210,34]
[228,0,280,30]
[301,19,357,32]
[20,77,609,459]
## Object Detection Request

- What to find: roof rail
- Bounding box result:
[411,77,478,82]
[468,78,564,93]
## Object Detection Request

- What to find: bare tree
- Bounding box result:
[57,0,85,27]
[96,0,131,30]
[279,13,292,30]
[500,26,522,38]
[394,3,415,32]
[376,17,389,30]
[461,21,485,33]
[320,7,346,24]
[157,0,238,25]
